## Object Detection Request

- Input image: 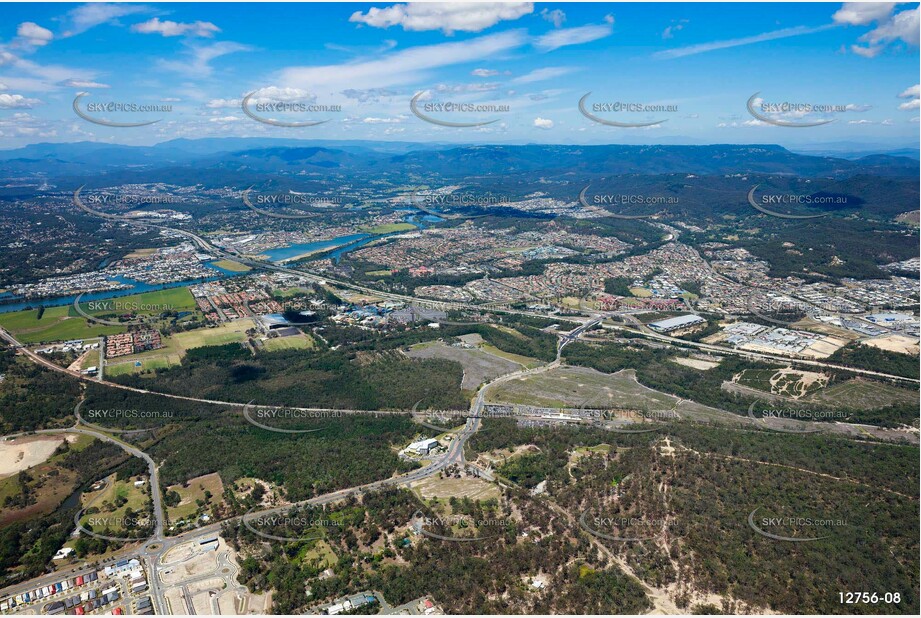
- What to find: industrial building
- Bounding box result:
[647,314,706,333]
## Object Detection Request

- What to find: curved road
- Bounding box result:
[1,189,915,611]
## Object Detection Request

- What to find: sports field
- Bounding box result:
[261,333,316,352]
[105,319,255,376]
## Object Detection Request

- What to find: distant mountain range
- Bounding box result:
[0,139,918,182]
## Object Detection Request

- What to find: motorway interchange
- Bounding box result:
[0,190,916,614]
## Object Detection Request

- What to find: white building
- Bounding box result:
[406,438,440,455]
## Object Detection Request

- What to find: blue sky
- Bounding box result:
[0,2,918,148]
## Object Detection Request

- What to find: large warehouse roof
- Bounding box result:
[648,314,705,331]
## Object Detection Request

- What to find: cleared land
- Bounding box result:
[485,365,736,424]
[105,318,255,375]
[360,223,417,234]
[410,474,501,502]
[480,343,542,369]
[0,288,199,345]
[671,356,720,370]
[0,434,93,527]
[173,318,254,348]
[296,539,337,569]
[406,341,521,389]
[734,368,829,400]
[808,378,920,410]
[166,472,225,523]
[0,305,125,344]
[792,318,862,342]
[0,435,66,478]
[862,334,920,356]
[79,473,150,533]
[77,286,198,316]
[123,248,158,259]
[210,259,252,272]
[160,535,272,617]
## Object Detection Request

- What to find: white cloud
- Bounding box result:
[341,88,396,102]
[208,115,240,122]
[844,103,871,112]
[847,119,874,124]
[0,82,6,90]
[132,18,220,38]
[662,20,688,40]
[835,4,920,57]
[471,68,499,77]
[540,8,566,28]
[534,23,613,51]
[850,43,882,57]
[0,93,42,108]
[435,81,499,92]
[362,116,404,124]
[0,110,57,138]
[0,51,102,92]
[158,41,253,77]
[832,3,897,26]
[59,78,110,88]
[15,22,54,48]
[206,98,241,108]
[533,116,553,129]
[718,119,767,128]
[511,66,573,84]
[349,2,533,34]
[61,3,150,37]
[655,24,835,59]
[860,6,920,46]
[898,84,920,111]
[278,30,526,91]
[247,86,317,103]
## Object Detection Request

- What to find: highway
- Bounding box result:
[0,330,559,614]
[606,314,919,386]
[70,186,917,385]
[1,188,916,613]
[73,187,516,313]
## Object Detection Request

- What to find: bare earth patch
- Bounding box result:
[861,334,920,356]
[411,474,501,502]
[671,357,720,370]
[0,435,68,479]
[406,340,520,389]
